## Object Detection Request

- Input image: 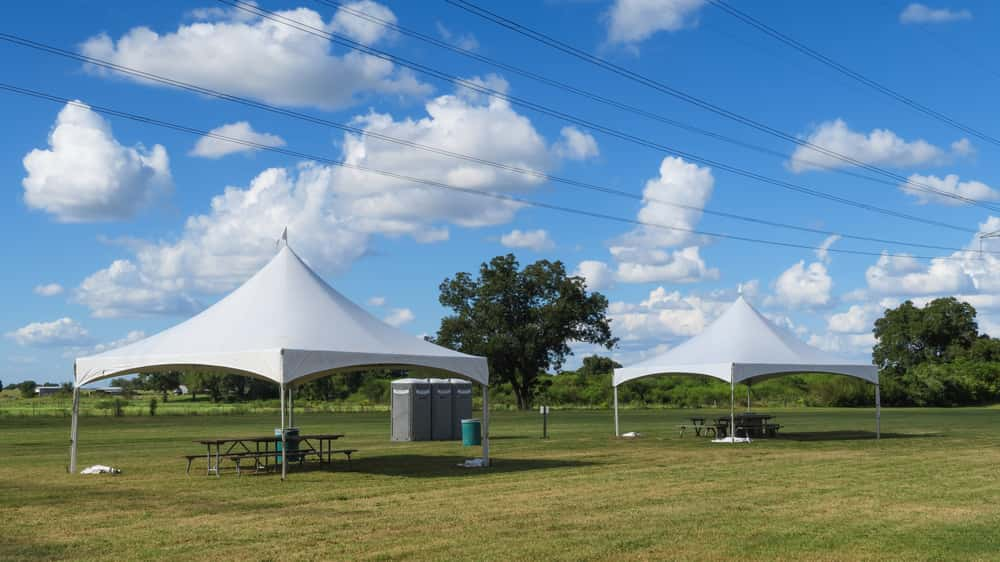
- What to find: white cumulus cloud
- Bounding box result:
[72,79,579,317]
[22,102,171,222]
[367,296,386,306]
[33,284,64,297]
[500,229,555,251]
[606,0,706,45]
[6,318,91,347]
[788,118,966,173]
[900,3,972,24]
[191,121,286,158]
[573,260,615,291]
[384,307,415,327]
[80,3,430,110]
[607,156,718,284]
[769,260,833,309]
[827,304,879,334]
[553,127,599,160]
[901,173,998,206]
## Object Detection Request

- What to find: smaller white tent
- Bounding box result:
[612,296,879,439]
[70,243,491,477]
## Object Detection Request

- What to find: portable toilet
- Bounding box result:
[450,378,473,440]
[391,378,432,441]
[428,379,453,440]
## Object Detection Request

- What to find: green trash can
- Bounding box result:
[275,427,300,463]
[461,419,482,446]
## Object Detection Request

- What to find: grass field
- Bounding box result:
[2,407,999,561]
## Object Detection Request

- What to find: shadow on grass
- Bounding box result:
[290,454,596,478]
[777,430,940,441]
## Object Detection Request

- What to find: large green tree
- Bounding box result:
[434,254,618,409]
[137,372,182,401]
[873,297,979,404]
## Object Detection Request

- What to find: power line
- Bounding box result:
[312,0,901,189]
[0,32,974,235]
[444,0,999,209]
[213,1,995,215]
[707,0,1000,148]
[0,82,981,262]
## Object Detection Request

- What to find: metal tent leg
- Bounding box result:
[613,386,620,437]
[69,385,80,473]
[729,377,735,444]
[875,383,881,440]
[280,383,287,481]
[482,384,490,467]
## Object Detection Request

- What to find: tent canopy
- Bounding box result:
[613,296,877,387]
[75,244,489,387]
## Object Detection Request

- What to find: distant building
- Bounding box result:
[34,386,62,397]
[92,387,123,395]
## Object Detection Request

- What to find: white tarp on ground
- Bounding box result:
[75,244,489,387]
[613,296,877,387]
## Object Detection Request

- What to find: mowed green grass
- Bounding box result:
[1,408,999,561]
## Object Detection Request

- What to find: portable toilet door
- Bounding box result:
[450,378,473,440]
[429,379,453,440]
[391,378,432,441]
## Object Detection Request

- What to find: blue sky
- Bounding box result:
[2,0,999,384]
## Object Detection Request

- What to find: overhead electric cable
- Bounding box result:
[212,1,995,212]
[0,82,980,262]
[313,0,895,186]
[707,0,1000,148]
[0,31,975,234]
[444,0,999,208]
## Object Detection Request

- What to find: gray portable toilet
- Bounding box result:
[391,378,432,441]
[450,378,473,440]
[428,378,453,440]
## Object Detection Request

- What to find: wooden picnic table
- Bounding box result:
[193,433,345,476]
[715,414,778,439]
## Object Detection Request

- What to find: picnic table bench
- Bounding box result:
[679,417,717,437]
[187,433,350,476]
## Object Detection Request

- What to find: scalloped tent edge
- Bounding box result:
[69,243,491,477]
[611,296,879,440]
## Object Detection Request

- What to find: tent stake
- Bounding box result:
[69,384,80,473]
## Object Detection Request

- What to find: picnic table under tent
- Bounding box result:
[71,239,491,479]
[612,294,879,441]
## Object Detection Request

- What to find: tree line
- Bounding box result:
[7,256,1000,409]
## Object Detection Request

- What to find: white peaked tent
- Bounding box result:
[612,296,879,440]
[71,243,491,477]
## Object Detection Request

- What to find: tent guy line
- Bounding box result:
[0,82,986,262]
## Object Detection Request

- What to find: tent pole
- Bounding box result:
[69,384,80,473]
[747,383,751,413]
[481,383,490,467]
[875,383,881,440]
[613,385,620,437]
[289,385,294,428]
[729,370,735,444]
[280,383,287,481]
